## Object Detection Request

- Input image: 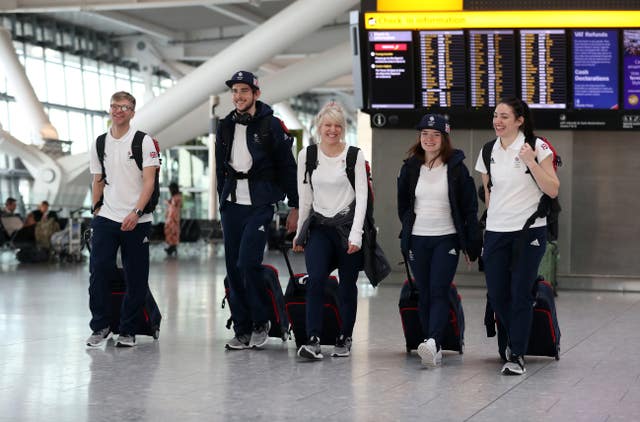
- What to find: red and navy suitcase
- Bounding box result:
[486,277,561,360]
[109,268,162,339]
[281,247,341,348]
[398,277,465,354]
[222,264,289,341]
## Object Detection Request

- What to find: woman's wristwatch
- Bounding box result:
[133,208,144,217]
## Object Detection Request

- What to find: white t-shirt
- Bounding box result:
[89,127,160,223]
[296,145,368,248]
[475,132,553,232]
[412,164,456,236]
[228,124,252,205]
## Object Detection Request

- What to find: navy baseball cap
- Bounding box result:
[225,70,260,90]
[416,114,450,134]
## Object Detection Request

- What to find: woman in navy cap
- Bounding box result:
[397,113,480,367]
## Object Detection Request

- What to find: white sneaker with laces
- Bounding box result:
[417,338,442,367]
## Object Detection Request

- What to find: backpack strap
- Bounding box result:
[258,116,274,159]
[481,139,497,190]
[303,144,318,189]
[345,145,359,190]
[131,130,147,171]
[96,133,107,184]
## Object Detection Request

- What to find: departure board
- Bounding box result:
[468,30,517,108]
[519,29,567,108]
[418,30,466,107]
[366,31,415,109]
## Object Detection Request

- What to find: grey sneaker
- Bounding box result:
[417,338,442,367]
[331,335,352,357]
[225,333,251,350]
[115,334,136,347]
[502,354,526,375]
[86,327,112,347]
[249,321,271,348]
[298,336,323,360]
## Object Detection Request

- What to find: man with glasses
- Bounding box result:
[86,91,160,348]
[216,70,298,350]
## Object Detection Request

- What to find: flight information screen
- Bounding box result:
[519,29,567,109]
[468,30,517,107]
[418,30,467,107]
[366,31,415,109]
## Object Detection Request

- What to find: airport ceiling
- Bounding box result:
[2,0,354,93]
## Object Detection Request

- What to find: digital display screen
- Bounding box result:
[623,30,640,110]
[359,20,640,130]
[573,30,619,109]
[366,31,415,109]
[418,30,466,107]
[468,30,517,108]
[520,29,567,109]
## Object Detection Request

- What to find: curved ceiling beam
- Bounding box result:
[132,0,359,135]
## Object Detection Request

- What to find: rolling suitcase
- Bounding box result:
[398,259,465,353]
[222,264,289,341]
[281,247,341,348]
[110,268,162,339]
[485,277,561,360]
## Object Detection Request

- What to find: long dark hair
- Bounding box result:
[498,97,536,141]
[169,182,180,196]
[407,132,454,168]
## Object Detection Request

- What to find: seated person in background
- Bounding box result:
[1,197,20,217]
[25,200,58,227]
[1,198,24,244]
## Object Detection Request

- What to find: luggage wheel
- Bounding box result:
[153,329,160,340]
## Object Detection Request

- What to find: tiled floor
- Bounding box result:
[1,244,640,422]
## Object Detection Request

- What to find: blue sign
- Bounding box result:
[572,30,618,109]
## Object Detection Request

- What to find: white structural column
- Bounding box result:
[133,0,359,135]
[0,28,58,141]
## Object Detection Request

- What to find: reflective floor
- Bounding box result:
[1,244,640,422]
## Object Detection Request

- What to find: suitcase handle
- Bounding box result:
[402,252,417,291]
[279,244,296,279]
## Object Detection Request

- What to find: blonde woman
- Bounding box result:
[293,102,367,360]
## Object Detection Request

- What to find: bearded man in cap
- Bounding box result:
[216,70,299,350]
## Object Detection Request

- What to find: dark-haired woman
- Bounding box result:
[397,114,480,367]
[475,98,559,375]
[164,182,182,256]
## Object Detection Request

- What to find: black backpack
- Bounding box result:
[481,136,561,241]
[96,130,161,214]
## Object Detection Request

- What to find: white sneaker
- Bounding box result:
[86,327,111,347]
[115,334,136,347]
[501,355,526,375]
[249,321,271,349]
[417,338,442,367]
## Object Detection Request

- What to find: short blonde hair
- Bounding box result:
[314,101,347,142]
[111,91,136,110]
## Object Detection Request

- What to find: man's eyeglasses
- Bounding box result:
[110,104,134,112]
